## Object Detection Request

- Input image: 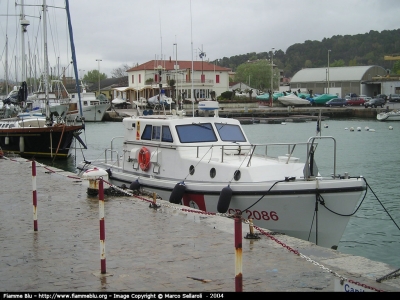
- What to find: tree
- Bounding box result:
[330,59,345,67]
[83,69,107,83]
[234,60,273,92]
[111,63,136,78]
[393,61,400,75]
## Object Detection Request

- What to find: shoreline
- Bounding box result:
[104,102,400,122]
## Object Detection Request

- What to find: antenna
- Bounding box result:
[190,0,194,117]
[159,10,163,66]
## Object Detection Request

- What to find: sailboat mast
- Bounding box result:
[5,35,8,95]
[20,0,26,82]
[65,0,83,119]
[190,0,194,117]
[42,0,50,115]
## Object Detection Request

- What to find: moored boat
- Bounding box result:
[376,110,400,121]
[77,100,366,249]
[277,94,311,106]
[0,0,86,160]
[67,85,110,122]
[0,115,84,159]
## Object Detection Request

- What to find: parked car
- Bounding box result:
[325,98,348,107]
[345,93,358,98]
[388,94,400,102]
[346,97,365,106]
[377,94,388,101]
[364,98,385,108]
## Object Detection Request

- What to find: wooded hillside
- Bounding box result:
[213,29,400,78]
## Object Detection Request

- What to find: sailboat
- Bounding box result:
[25,78,70,118]
[0,0,86,159]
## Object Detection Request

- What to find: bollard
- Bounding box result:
[32,160,38,231]
[99,179,106,274]
[235,215,243,292]
[149,192,160,209]
[244,218,260,240]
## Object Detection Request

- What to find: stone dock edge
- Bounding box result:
[0,157,399,292]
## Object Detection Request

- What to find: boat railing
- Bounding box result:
[104,135,338,179]
[105,149,120,167]
[110,136,124,162]
[105,136,124,165]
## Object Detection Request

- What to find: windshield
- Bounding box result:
[176,123,218,143]
[215,123,247,142]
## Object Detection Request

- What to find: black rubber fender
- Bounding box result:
[169,182,186,204]
[217,186,232,213]
[129,179,140,190]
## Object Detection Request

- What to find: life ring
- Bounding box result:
[138,147,150,171]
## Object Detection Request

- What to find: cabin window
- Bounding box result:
[141,125,173,143]
[215,123,247,142]
[141,125,152,140]
[152,126,161,141]
[176,123,217,143]
[162,125,173,142]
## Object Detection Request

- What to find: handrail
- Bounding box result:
[103,136,338,179]
[105,149,120,167]
[110,136,124,161]
[306,136,336,178]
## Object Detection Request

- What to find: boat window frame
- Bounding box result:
[141,124,173,143]
[176,122,218,143]
[162,125,173,143]
[215,122,247,142]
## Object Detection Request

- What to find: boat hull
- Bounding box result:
[377,111,400,121]
[78,161,365,249]
[66,103,110,122]
[0,125,83,159]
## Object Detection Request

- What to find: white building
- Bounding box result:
[290,65,388,97]
[113,59,231,103]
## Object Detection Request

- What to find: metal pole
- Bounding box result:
[235,215,243,292]
[32,160,38,231]
[174,43,178,104]
[271,47,274,91]
[99,179,106,274]
[328,50,331,94]
[96,59,102,96]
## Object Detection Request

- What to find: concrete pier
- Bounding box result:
[1,157,399,292]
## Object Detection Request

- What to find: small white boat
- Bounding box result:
[357,127,361,131]
[277,94,311,106]
[365,126,369,131]
[77,100,366,249]
[67,86,110,122]
[132,97,148,108]
[377,110,400,121]
[389,126,393,130]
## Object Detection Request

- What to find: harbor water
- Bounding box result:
[37,117,400,268]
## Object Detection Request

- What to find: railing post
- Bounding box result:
[32,160,38,231]
[99,179,106,274]
[235,214,243,292]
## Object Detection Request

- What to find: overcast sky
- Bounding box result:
[1,0,400,80]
